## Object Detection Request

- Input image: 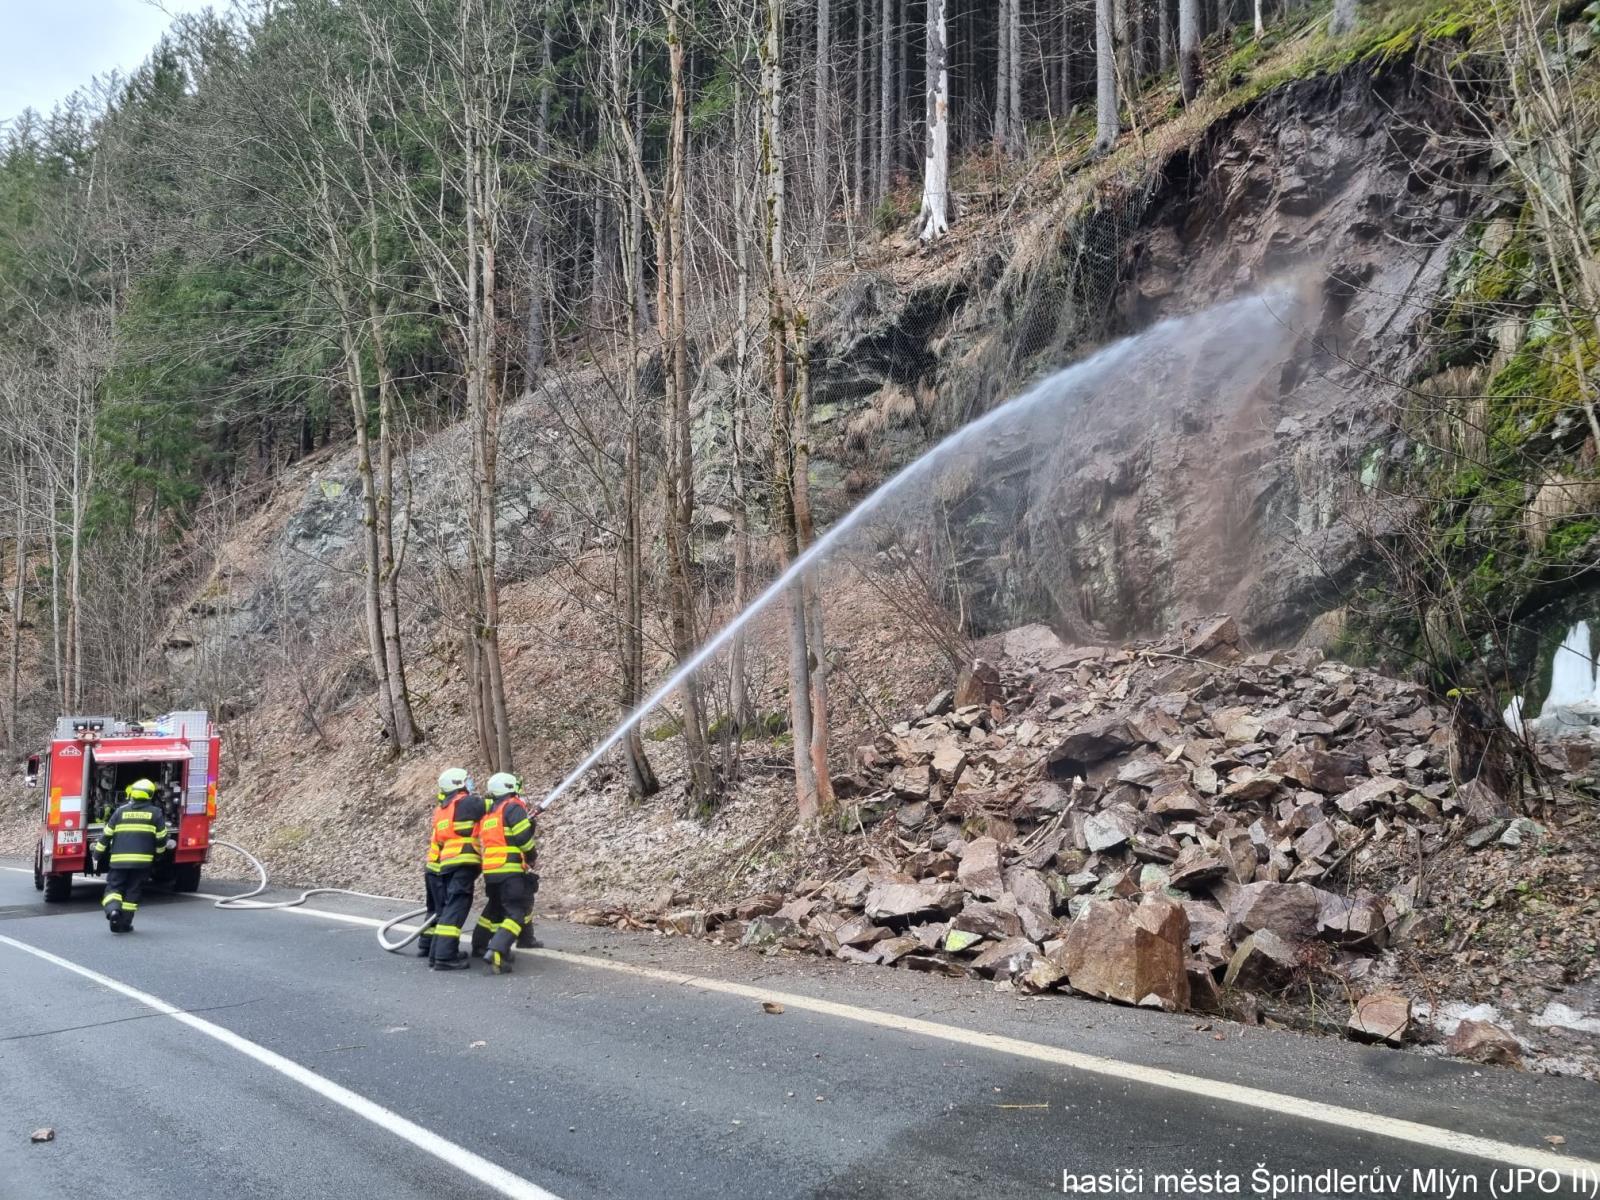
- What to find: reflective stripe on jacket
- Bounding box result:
[91,802,170,867]
[474,797,536,875]
[428,791,487,871]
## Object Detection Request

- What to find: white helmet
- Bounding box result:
[437,767,472,795]
[485,772,521,799]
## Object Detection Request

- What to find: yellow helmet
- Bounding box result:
[126,779,157,801]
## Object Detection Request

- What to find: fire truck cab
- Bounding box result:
[30,711,220,902]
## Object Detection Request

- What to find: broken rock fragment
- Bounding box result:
[1062,897,1190,1011]
[1348,992,1411,1045]
[1446,1020,1522,1067]
[956,836,1005,900]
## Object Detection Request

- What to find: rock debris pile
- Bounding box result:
[573,616,1546,1056]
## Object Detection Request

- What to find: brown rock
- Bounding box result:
[1149,787,1209,818]
[891,764,931,800]
[1050,715,1142,768]
[735,893,785,920]
[951,898,1024,939]
[1227,881,1322,942]
[904,848,960,879]
[971,936,1039,980]
[1446,1020,1522,1067]
[1063,897,1190,1011]
[863,880,965,922]
[957,836,1005,900]
[830,914,889,948]
[1271,746,1359,793]
[1293,821,1336,863]
[931,740,968,785]
[1084,810,1134,852]
[1223,929,1299,988]
[1212,706,1264,745]
[1003,866,1055,915]
[954,659,1003,708]
[873,935,923,965]
[1021,780,1073,815]
[1168,843,1229,889]
[1220,771,1283,803]
[663,908,708,936]
[1348,992,1411,1045]
[1333,776,1405,819]
[1185,614,1239,658]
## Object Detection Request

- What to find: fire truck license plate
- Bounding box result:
[56,831,82,845]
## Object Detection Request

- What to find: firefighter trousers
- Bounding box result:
[102,868,148,932]
[418,869,448,957]
[477,872,536,967]
[429,866,480,963]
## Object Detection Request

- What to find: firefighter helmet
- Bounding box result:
[485,772,521,799]
[126,779,157,801]
[437,767,472,796]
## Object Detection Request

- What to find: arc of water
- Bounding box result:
[539,286,1298,810]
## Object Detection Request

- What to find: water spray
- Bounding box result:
[539,284,1305,811]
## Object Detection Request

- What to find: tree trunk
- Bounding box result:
[339,304,401,749]
[790,317,834,815]
[1095,0,1120,151]
[526,19,554,382]
[659,0,716,810]
[1254,0,1265,39]
[995,0,1012,151]
[1179,0,1202,101]
[1159,0,1172,71]
[815,0,832,215]
[1008,0,1022,153]
[8,457,24,746]
[916,0,951,240]
[369,295,422,749]
[1329,0,1357,34]
[763,0,822,820]
[729,75,755,733]
[878,0,894,204]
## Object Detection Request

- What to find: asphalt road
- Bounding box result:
[3,862,1599,1200]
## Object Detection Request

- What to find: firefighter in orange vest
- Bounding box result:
[471,772,540,974]
[423,767,486,971]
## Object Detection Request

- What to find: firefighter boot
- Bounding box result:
[103,891,123,928]
[429,925,471,970]
[517,925,543,950]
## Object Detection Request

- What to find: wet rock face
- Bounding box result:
[796,64,1483,645]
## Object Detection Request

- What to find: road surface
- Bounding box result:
[2,861,1597,1199]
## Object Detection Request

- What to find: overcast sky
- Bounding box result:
[1,0,216,126]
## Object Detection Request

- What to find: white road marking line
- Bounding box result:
[195,893,1600,1176]
[11,872,1596,1175]
[0,932,563,1200]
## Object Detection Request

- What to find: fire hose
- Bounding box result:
[209,839,430,953]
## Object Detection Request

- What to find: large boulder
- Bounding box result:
[1049,715,1141,769]
[956,837,1005,900]
[863,880,966,923]
[1226,881,1322,942]
[1063,897,1191,1011]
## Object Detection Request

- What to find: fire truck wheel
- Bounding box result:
[171,863,203,893]
[33,843,44,891]
[42,872,72,903]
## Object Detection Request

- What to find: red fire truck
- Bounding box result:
[29,711,220,901]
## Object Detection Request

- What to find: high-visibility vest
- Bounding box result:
[428,793,481,871]
[475,797,535,876]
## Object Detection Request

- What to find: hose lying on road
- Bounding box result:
[209,839,430,953]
